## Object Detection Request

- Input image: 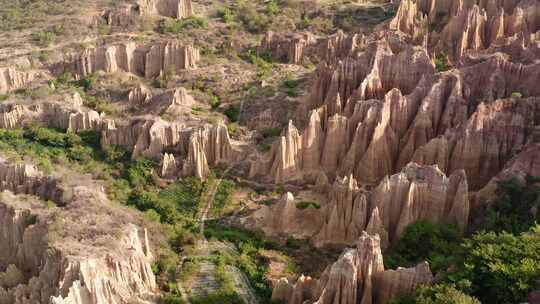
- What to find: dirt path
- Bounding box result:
[177,166,260,304]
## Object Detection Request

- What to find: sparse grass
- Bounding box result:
[161,16,208,33]
[0,0,80,32]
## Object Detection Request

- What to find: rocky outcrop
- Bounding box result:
[371,163,469,243]
[65,41,199,79]
[374,262,433,304]
[411,97,540,189]
[272,232,433,304]
[0,159,157,304]
[0,159,70,205]
[258,30,367,64]
[259,32,317,64]
[247,192,323,238]
[390,0,540,61]
[474,143,540,209]
[0,104,24,129]
[128,84,152,104]
[314,176,368,247]
[102,118,235,178]
[137,0,193,19]
[160,153,178,179]
[0,94,104,132]
[253,42,540,189]
[0,202,156,304]
[0,68,37,94]
[250,163,469,248]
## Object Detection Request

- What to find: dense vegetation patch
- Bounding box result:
[389,178,540,304]
[296,201,321,210]
[384,220,462,273]
[204,221,279,302]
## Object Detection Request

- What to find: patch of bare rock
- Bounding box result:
[0,159,157,304]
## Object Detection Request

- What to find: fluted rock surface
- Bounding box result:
[258,30,367,64]
[474,143,540,209]
[0,160,157,304]
[248,192,323,238]
[371,163,469,242]
[250,163,469,248]
[254,39,540,189]
[0,158,70,205]
[0,104,24,129]
[137,0,193,19]
[0,97,104,133]
[272,232,433,304]
[390,0,540,61]
[65,41,199,79]
[0,68,37,94]
[102,118,234,179]
[259,31,317,64]
[411,97,540,189]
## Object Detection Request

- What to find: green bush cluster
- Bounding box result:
[296,201,321,210]
[388,213,540,303]
[483,177,540,234]
[392,284,480,304]
[210,180,236,217]
[245,49,274,79]
[384,220,462,273]
[260,127,281,139]
[161,16,208,33]
[224,105,240,122]
[283,76,300,97]
[435,53,450,72]
[204,221,278,301]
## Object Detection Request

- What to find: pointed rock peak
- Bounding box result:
[308,110,322,125]
[366,207,389,249]
[281,191,295,203]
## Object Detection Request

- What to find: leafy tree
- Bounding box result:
[450,227,540,304]
[384,220,462,273]
[483,177,540,234]
[392,284,480,304]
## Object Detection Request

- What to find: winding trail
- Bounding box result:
[177,166,260,304]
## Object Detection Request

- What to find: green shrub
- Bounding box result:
[384,220,462,273]
[204,221,277,300]
[0,94,9,102]
[435,53,450,72]
[161,293,186,304]
[451,228,540,304]
[260,127,281,138]
[209,95,221,109]
[211,179,236,217]
[511,92,523,98]
[224,105,240,122]
[227,123,238,136]
[32,30,55,46]
[217,7,234,24]
[237,1,270,33]
[392,284,480,304]
[245,49,274,78]
[161,16,208,33]
[295,201,320,210]
[482,177,540,234]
